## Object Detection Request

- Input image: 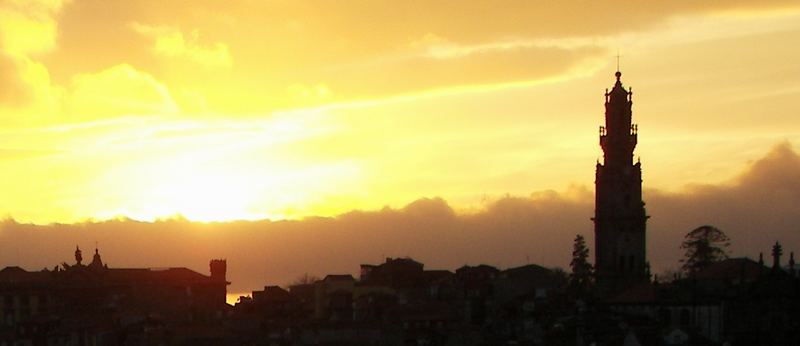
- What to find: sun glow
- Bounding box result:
[20,111,363,224]
[137,168,266,222]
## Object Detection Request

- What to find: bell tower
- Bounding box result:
[594,70,648,293]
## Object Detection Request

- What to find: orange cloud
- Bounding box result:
[0,0,787,119]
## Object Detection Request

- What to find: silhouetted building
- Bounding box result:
[314,274,356,321]
[0,247,229,345]
[359,257,453,304]
[607,242,800,345]
[360,257,424,288]
[594,70,649,294]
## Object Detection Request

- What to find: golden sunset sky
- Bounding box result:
[1,0,799,224]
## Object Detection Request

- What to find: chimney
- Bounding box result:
[210,259,227,282]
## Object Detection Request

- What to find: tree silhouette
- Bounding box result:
[291,272,320,286]
[680,225,730,274]
[569,234,593,292]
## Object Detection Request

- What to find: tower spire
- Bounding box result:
[90,245,104,269]
[594,69,647,295]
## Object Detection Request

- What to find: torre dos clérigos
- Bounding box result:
[594,71,649,294]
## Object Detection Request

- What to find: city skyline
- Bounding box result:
[0,5,799,343]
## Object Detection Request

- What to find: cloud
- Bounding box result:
[0,4,222,124]
[0,0,65,119]
[65,64,179,119]
[645,141,800,271]
[304,45,605,105]
[286,83,333,103]
[131,23,232,68]
[0,148,58,160]
[2,142,797,293]
[0,52,32,106]
[0,0,66,57]
[35,0,799,114]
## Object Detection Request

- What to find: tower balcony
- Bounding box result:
[599,125,638,149]
[599,126,607,147]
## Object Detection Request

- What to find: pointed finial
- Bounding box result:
[615,50,621,72]
[74,245,83,265]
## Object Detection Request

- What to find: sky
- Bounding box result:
[0,1,799,293]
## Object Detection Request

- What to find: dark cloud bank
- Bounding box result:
[1,142,798,293]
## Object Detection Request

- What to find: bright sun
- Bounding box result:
[97,142,362,223]
[155,171,263,222]
[131,164,268,222]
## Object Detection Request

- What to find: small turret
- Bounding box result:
[789,252,795,277]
